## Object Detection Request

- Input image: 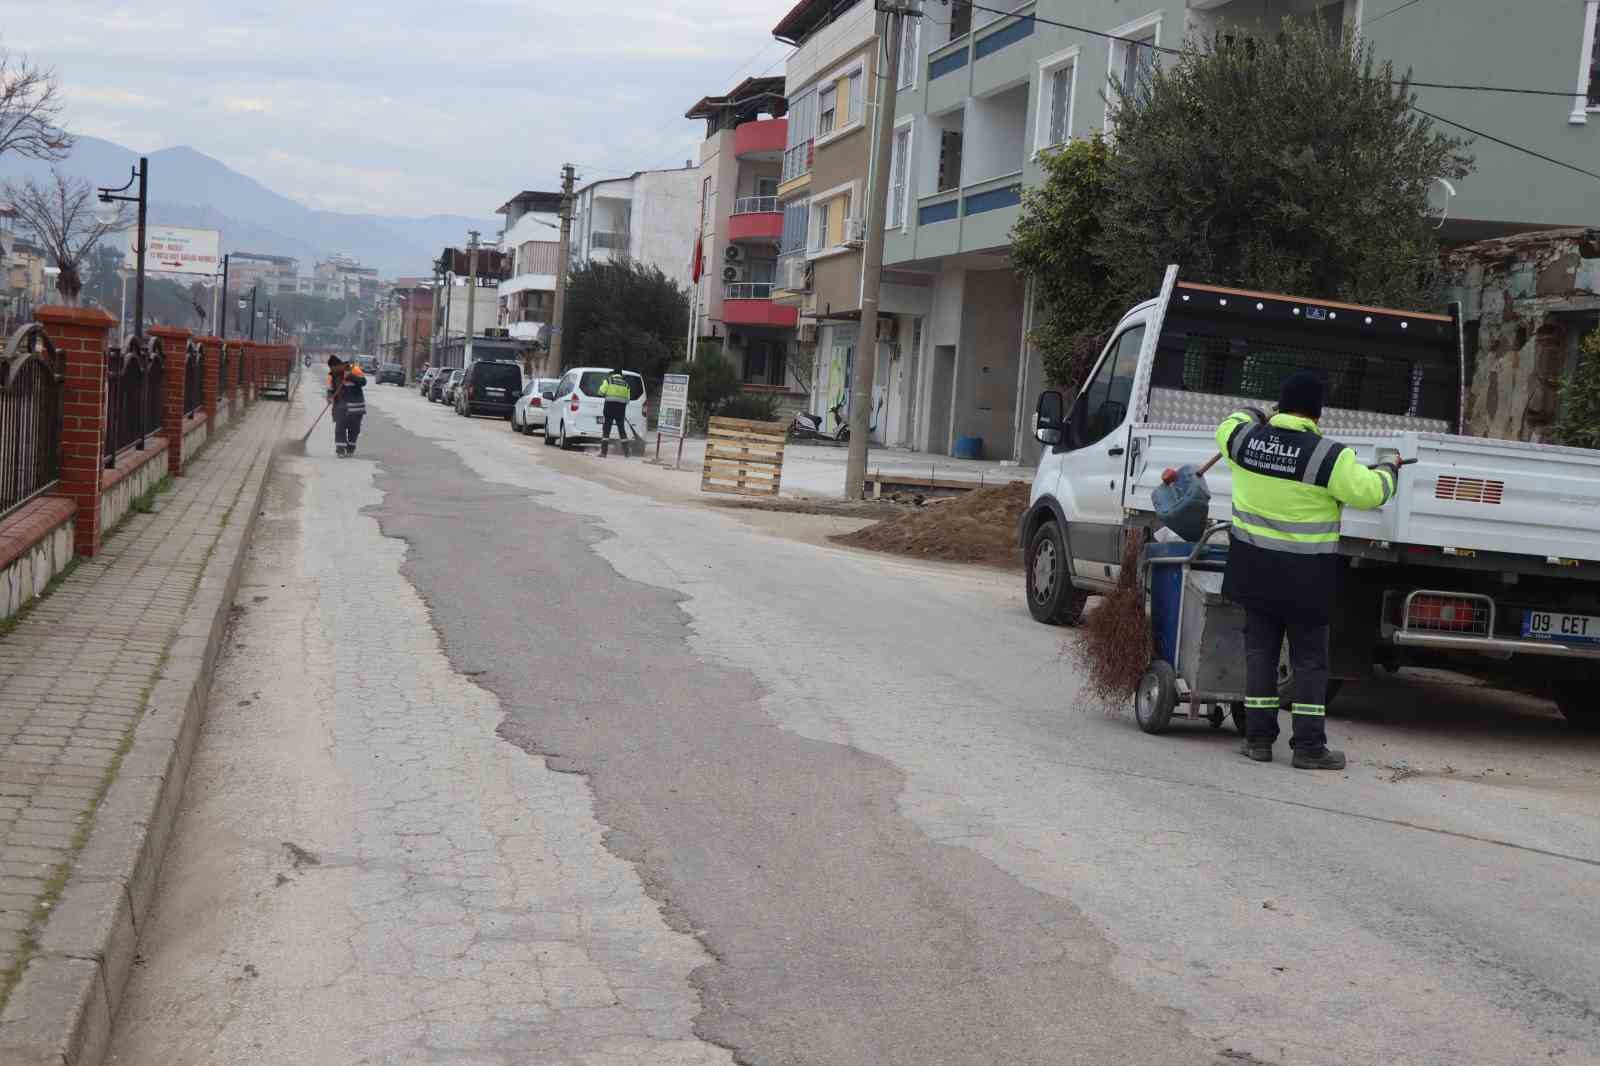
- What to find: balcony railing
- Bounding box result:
[781,140,814,184]
[724,282,774,300]
[591,231,629,251]
[733,196,778,215]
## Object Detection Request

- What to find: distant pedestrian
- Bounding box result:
[598,369,631,458]
[326,356,368,458]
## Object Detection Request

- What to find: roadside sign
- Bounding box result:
[658,373,689,439]
[140,227,222,277]
[656,372,690,468]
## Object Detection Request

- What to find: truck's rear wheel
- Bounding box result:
[1554,683,1597,729]
[1026,521,1087,626]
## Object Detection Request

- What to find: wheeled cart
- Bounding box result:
[1134,523,1249,735]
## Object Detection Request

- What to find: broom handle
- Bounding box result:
[1198,452,1222,475]
[303,396,333,439]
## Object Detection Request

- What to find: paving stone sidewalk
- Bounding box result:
[0,407,283,1007]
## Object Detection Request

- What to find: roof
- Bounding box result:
[231,251,297,265]
[497,190,565,216]
[772,0,860,45]
[684,76,787,120]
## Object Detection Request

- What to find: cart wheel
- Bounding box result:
[1134,661,1179,735]
[1230,702,1247,735]
[1208,705,1225,729]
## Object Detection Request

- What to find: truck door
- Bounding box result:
[1060,321,1146,587]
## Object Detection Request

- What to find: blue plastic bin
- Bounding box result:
[1143,543,1229,666]
[953,436,983,459]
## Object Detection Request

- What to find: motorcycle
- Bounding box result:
[789,399,850,443]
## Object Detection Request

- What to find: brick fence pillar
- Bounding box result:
[199,334,221,423]
[243,342,257,403]
[149,325,192,476]
[225,341,239,416]
[36,305,114,558]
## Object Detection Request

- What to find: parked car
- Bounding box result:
[418,367,441,396]
[511,377,561,435]
[378,362,405,385]
[543,367,648,450]
[456,360,523,418]
[440,369,465,406]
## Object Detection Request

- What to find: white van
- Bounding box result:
[542,367,648,449]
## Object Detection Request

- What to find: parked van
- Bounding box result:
[543,367,648,450]
[457,360,524,419]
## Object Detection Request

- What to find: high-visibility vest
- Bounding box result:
[599,375,630,401]
[1214,410,1395,554]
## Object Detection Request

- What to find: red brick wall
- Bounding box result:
[149,325,192,476]
[199,335,222,422]
[35,305,114,557]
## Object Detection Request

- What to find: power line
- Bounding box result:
[1364,0,1425,27]
[1411,105,1600,183]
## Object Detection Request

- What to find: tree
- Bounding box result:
[1011,135,1116,389]
[0,50,73,162]
[562,258,688,383]
[2,172,127,304]
[668,345,741,431]
[1556,327,1600,450]
[1011,18,1474,389]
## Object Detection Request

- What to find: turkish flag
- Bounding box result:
[690,236,703,283]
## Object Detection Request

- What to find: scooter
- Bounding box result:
[789,399,850,443]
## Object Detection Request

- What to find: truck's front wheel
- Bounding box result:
[1027,521,1087,626]
[1554,683,1598,729]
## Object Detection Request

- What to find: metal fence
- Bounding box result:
[104,336,165,468]
[184,339,204,416]
[0,324,65,519]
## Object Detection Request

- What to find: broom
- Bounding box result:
[296,395,334,455]
[1070,531,1154,708]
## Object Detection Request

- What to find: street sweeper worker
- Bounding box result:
[597,369,631,458]
[1216,371,1400,770]
[326,356,368,458]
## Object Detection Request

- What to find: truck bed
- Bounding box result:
[1125,426,1600,565]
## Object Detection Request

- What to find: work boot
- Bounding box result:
[600,441,609,458]
[1238,739,1273,762]
[1291,747,1347,770]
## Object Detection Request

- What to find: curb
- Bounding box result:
[0,401,289,1066]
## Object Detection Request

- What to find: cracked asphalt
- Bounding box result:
[108,386,1600,1065]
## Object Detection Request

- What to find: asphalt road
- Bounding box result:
[110,385,1600,1065]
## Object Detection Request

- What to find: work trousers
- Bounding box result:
[600,401,627,455]
[334,406,365,449]
[1242,608,1330,753]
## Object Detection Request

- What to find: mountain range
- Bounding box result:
[0,135,496,279]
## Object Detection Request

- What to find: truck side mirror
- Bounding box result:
[1035,389,1065,445]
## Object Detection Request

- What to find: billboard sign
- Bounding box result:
[658,373,689,439]
[143,227,222,277]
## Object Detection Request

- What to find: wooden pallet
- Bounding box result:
[701,416,786,497]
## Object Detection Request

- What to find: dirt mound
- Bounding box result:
[831,481,1030,568]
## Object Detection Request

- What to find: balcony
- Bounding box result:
[591,231,628,252]
[723,283,800,327]
[735,117,787,159]
[728,197,783,242]
[778,141,814,196]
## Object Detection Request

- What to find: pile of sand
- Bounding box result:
[831,481,1030,568]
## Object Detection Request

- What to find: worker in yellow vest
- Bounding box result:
[1215,372,1400,769]
[598,370,632,458]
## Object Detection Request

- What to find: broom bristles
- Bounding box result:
[1070,532,1153,707]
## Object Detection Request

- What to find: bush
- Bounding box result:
[717,392,782,423]
[1556,327,1600,449]
[669,348,742,431]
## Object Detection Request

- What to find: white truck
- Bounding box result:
[1019,266,1600,725]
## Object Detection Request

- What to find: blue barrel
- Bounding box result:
[953,436,983,459]
[1143,543,1231,667]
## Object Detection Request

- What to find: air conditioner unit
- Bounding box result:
[798,323,818,343]
[844,217,867,245]
[781,257,813,293]
[723,264,746,282]
[876,316,896,341]
[724,244,745,263]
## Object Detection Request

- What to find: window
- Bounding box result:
[819,83,838,133]
[756,176,779,198]
[898,16,920,90]
[817,69,864,137]
[1035,47,1079,151]
[1121,33,1156,102]
[812,200,831,251]
[888,124,912,228]
[1106,14,1161,124]
[1072,326,1144,447]
[937,129,963,193]
[950,0,972,39]
[809,189,854,253]
[1590,3,1600,108]
[781,202,810,257]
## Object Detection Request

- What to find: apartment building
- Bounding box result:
[377,281,434,379]
[429,245,508,369]
[876,0,1600,463]
[569,166,701,291]
[686,76,806,403]
[496,190,564,369]
[771,0,930,438]
[315,255,381,304]
[227,252,298,297]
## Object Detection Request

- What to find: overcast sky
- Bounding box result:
[8,0,793,216]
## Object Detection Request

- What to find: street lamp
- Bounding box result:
[98,156,148,343]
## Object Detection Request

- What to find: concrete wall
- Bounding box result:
[785,0,878,94]
[1445,227,1600,442]
[630,168,701,292]
[100,442,169,535]
[181,415,210,466]
[963,84,1029,186]
[0,501,75,622]
[953,269,1026,458]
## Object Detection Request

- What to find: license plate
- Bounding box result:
[485,388,504,396]
[1523,610,1600,644]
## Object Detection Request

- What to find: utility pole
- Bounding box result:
[217,254,229,338]
[463,230,480,365]
[549,163,576,373]
[845,3,908,499]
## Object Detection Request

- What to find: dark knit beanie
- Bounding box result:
[1277,371,1325,419]
[328,355,343,368]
